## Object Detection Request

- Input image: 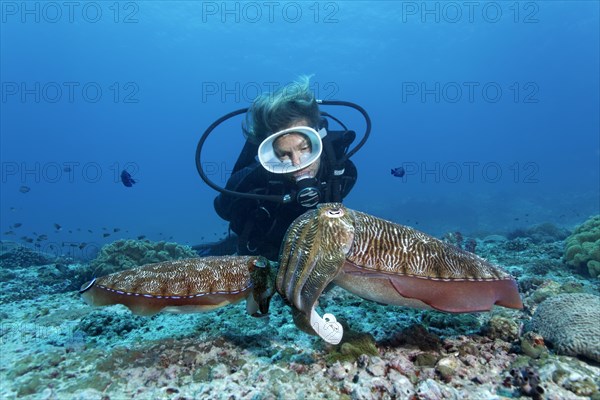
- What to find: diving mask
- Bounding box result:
[258,126,326,174]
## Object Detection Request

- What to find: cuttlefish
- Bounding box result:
[79,256,277,317]
[276,203,523,344]
[79,204,522,345]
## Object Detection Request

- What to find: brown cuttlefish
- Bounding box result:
[80,204,522,344]
[276,203,523,344]
[79,256,277,317]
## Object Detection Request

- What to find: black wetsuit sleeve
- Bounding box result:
[213,166,257,222]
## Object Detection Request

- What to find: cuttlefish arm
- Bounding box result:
[335,209,523,313]
[276,205,355,344]
[79,256,276,317]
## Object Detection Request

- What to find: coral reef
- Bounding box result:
[504,237,534,252]
[2,225,600,399]
[508,223,570,244]
[563,215,600,278]
[88,239,198,278]
[520,331,548,359]
[442,231,477,253]
[421,312,481,337]
[0,244,57,268]
[323,328,379,364]
[463,238,477,253]
[531,293,600,362]
[0,261,90,302]
[506,366,545,400]
[77,309,146,338]
[482,315,520,342]
[379,324,442,352]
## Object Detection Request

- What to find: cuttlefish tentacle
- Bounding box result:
[277,203,523,343]
[80,256,276,317]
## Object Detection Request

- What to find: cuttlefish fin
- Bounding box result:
[341,263,523,313]
[388,275,523,313]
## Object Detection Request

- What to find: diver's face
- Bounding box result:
[273,121,321,179]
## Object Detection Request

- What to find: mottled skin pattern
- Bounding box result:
[345,210,510,281]
[276,203,523,340]
[93,257,254,297]
[81,256,276,316]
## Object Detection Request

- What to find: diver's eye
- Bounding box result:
[326,208,344,218]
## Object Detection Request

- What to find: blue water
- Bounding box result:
[1,1,598,260]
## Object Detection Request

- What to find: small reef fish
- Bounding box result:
[391,167,405,178]
[19,186,30,193]
[120,170,136,187]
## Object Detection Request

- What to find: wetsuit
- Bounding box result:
[214,152,357,260]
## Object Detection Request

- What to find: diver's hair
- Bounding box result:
[244,75,320,144]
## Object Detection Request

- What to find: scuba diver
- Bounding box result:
[195,76,371,260]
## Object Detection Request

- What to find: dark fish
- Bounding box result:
[88,229,93,233]
[137,235,146,240]
[54,223,62,231]
[13,223,22,228]
[79,243,87,250]
[38,234,48,240]
[391,167,405,178]
[103,233,111,238]
[120,170,136,187]
[3,231,15,235]
[10,207,16,212]
[113,228,121,233]
[24,237,34,243]
[19,186,30,193]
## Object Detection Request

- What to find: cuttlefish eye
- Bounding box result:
[326,208,345,218]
